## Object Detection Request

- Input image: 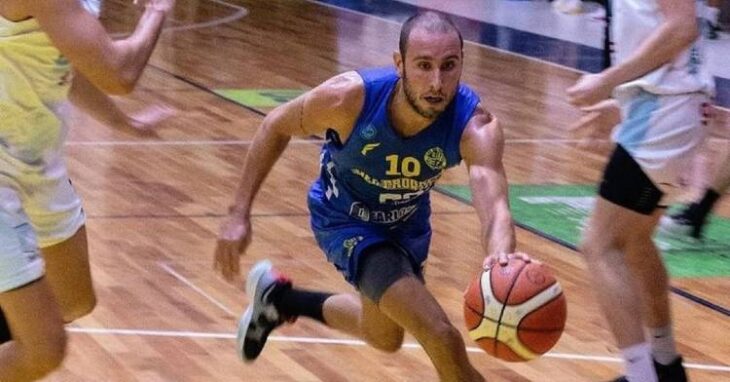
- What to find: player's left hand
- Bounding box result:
[567,73,614,107]
[483,252,533,270]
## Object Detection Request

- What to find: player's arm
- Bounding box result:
[227,71,364,218]
[20,0,173,94]
[568,0,698,106]
[460,107,520,267]
[68,71,174,133]
[605,0,698,87]
[214,72,364,280]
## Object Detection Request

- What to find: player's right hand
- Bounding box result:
[214,214,252,282]
[483,252,533,269]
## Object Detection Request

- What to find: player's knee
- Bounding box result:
[578,234,616,262]
[427,320,463,349]
[62,293,97,323]
[362,328,404,353]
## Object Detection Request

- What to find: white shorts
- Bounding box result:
[0,150,85,249]
[0,208,43,293]
[613,89,709,200]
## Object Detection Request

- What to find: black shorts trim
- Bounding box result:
[598,145,664,215]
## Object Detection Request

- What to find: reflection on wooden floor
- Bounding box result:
[48,0,730,380]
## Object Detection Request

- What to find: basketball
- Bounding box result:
[463,258,567,362]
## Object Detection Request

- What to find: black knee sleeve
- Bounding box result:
[355,243,420,304]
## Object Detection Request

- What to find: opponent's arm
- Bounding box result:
[568,0,699,106]
[68,71,174,133]
[20,0,173,94]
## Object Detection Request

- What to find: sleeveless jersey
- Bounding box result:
[612,0,714,99]
[308,67,480,225]
[0,0,101,164]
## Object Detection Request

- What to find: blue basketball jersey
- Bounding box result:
[308,67,480,226]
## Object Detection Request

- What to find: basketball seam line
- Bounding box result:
[507,278,558,306]
[494,263,527,358]
[464,304,564,333]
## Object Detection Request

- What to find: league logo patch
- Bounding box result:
[360,124,377,140]
[424,147,447,171]
[343,236,364,258]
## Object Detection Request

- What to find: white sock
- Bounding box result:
[706,6,720,24]
[651,325,679,365]
[621,342,658,382]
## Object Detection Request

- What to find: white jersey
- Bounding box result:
[0,16,71,163]
[612,0,714,99]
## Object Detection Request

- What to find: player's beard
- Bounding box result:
[402,70,441,120]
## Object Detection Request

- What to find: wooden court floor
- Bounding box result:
[47,0,730,380]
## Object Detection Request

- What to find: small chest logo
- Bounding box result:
[424,147,447,171]
[360,124,377,140]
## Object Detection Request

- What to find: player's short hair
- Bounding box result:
[399,11,463,58]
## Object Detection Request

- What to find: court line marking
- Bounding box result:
[304,0,730,113]
[158,262,237,317]
[165,0,248,33]
[66,138,596,146]
[65,139,322,147]
[62,138,730,147]
[113,0,248,36]
[65,327,730,372]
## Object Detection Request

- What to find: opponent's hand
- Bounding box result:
[482,252,532,270]
[569,99,621,149]
[214,213,251,281]
[126,104,176,134]
[567,73,614,107]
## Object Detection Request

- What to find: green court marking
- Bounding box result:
[436,184,730,278]
[214,89,305,108]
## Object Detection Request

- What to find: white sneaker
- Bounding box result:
[236,260,294,362]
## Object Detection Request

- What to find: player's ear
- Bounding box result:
[394,51,404,77]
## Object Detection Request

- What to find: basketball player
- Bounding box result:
[0,0,174,380]
[567,1,713,381]
[215,12,528,382]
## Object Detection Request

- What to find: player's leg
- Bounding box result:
[582,201,663,382]
[0,209,66,381]
[309,291,405,354]
[624,225,687,381]
[357,244,482,382]
[236,241,408,360]
[0,279,66,381]
[40,226,96,322]
[662,150,729,237]
[20,156,95,322]
[580,145,664,382]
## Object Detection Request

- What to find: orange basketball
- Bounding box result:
[463,258,567,362]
